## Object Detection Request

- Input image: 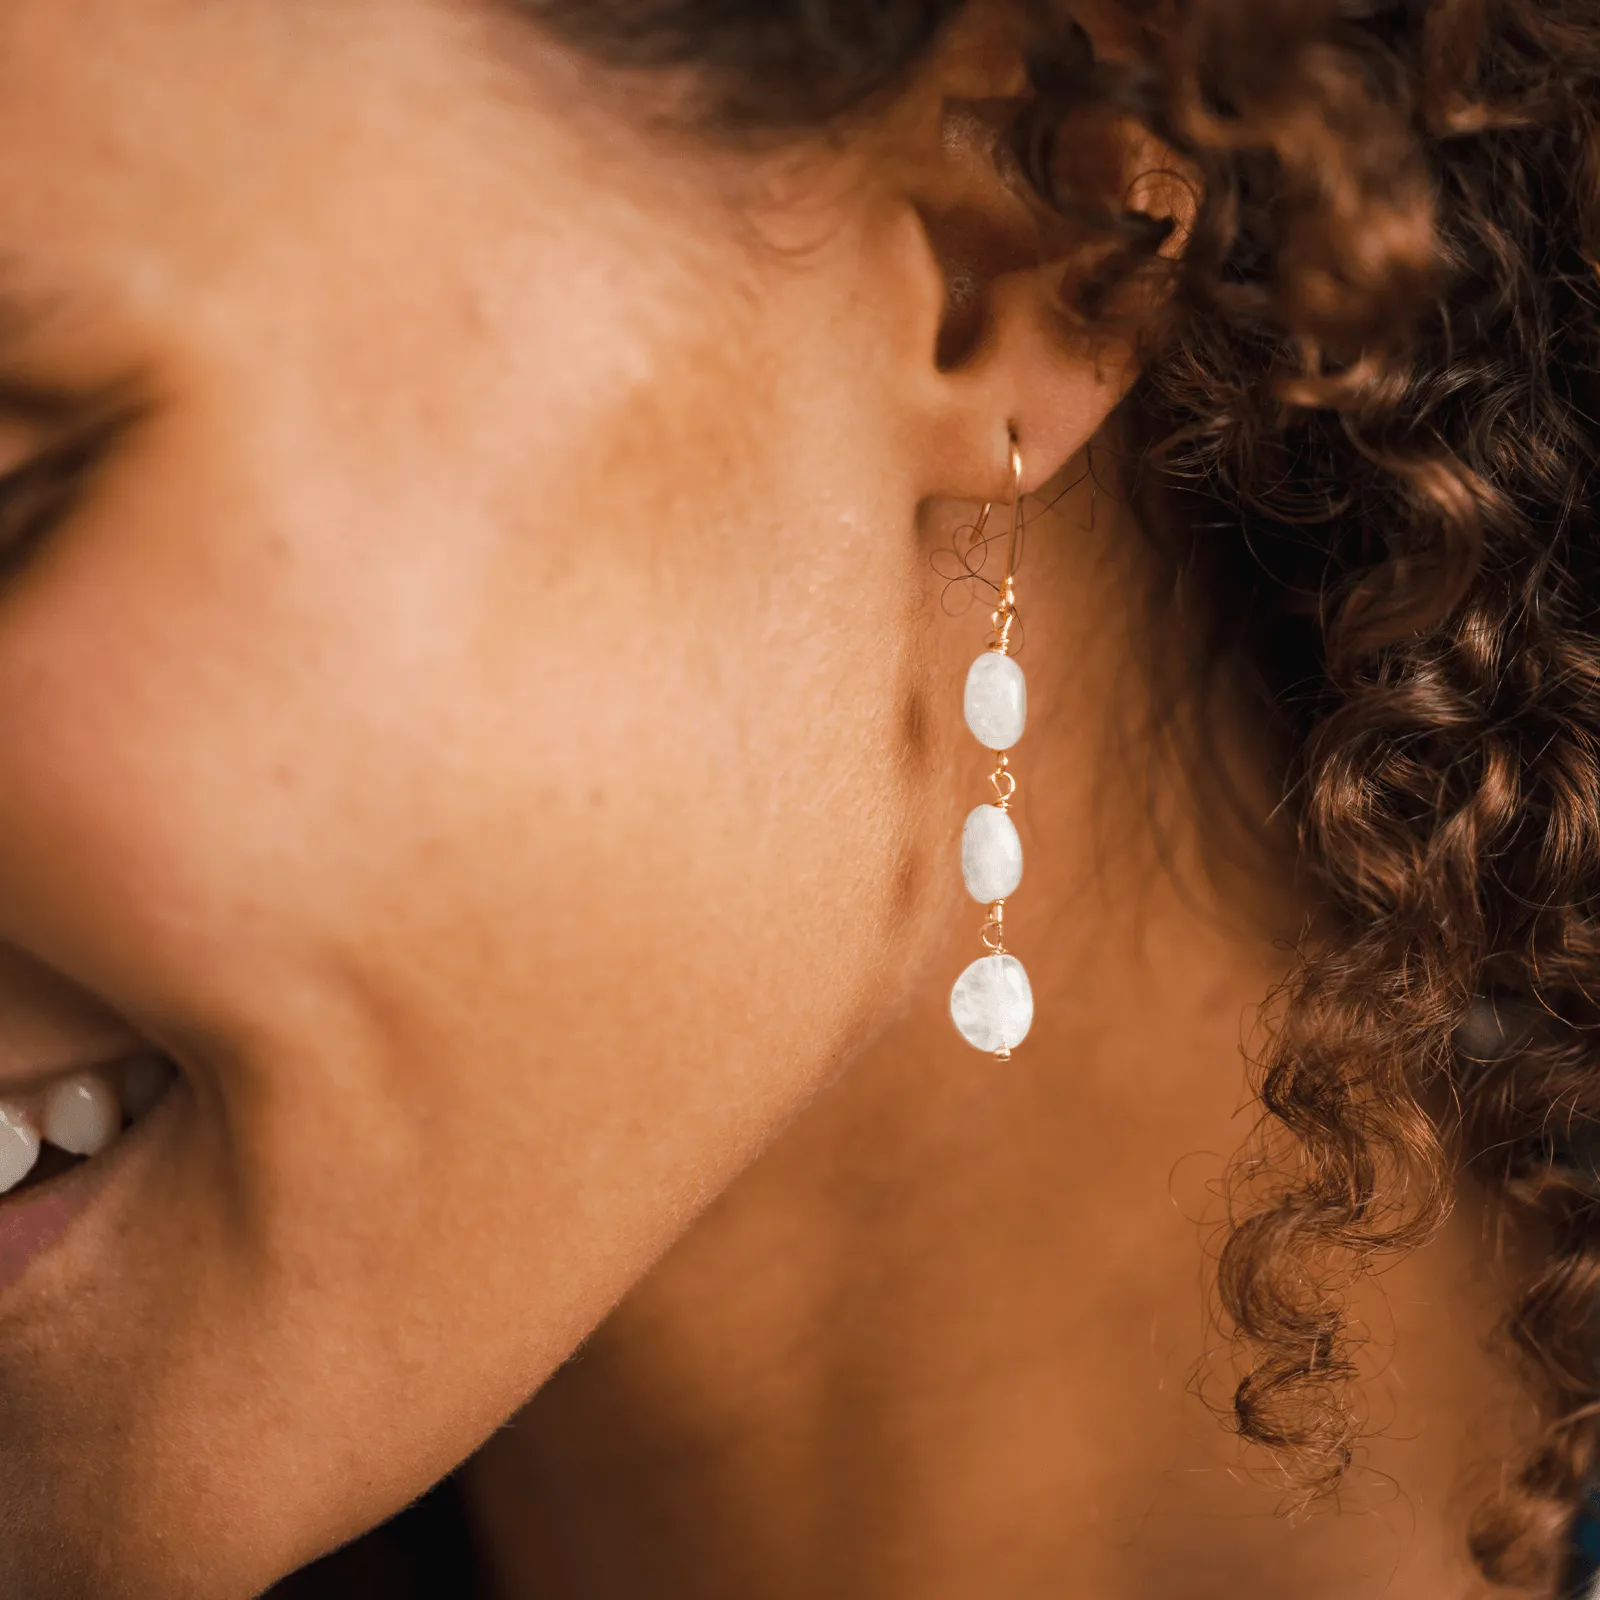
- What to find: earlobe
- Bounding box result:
[919,262,1138,501]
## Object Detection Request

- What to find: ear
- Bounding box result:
[875,7,1184,502]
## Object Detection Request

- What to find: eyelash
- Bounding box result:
[0,424,112,580]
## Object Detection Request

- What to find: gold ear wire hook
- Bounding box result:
[972,435,1024,577]
[989,433,1024,656]
[1003,433,1024,592]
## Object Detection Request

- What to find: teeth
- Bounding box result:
[42,1074,121,1158]
[120,1055,174,1123]
[0,1054,172,1199]
[0,1103,40,1195]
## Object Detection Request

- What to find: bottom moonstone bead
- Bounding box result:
[949,954,1034,1055]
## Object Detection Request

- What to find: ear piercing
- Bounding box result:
[949,435,1034,1061]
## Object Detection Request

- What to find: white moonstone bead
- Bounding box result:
[0,1103,40,1195]
[961,805,1023,904]
[964,652,1027,751]
[949,954,1034,1054]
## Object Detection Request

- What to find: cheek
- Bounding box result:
[0,303,943,1223]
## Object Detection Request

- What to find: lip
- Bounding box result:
[0,1073,177,1297]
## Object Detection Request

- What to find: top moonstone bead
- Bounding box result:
[964,651,1027,751]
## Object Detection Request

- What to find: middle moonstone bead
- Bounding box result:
[964,652,1027,750]
[961,804,1023,903]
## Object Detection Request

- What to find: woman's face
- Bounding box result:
[0,1,1103,1592]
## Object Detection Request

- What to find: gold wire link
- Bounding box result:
[990,753,1015,808]
[990,577,1018,656]
[981,900,1006,954]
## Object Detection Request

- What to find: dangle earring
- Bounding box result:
[949,433,1034,1061]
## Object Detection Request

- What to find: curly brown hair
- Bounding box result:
[526,0,1600,1589]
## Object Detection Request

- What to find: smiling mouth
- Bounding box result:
[0,1054,177,1201]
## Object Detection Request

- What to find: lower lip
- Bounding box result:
[0,1184,87,1295]
[0,1095,172,1296]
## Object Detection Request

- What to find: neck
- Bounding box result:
[466,477,1513,1599]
